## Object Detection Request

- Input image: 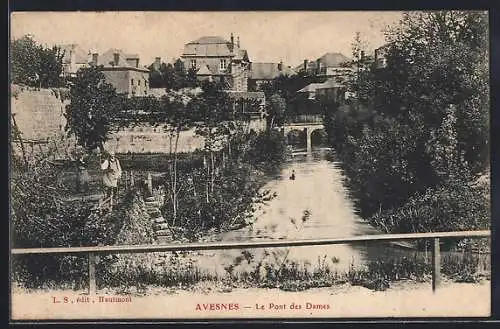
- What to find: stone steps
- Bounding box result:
[143,195,173,242]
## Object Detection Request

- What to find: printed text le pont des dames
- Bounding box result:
[196,302,330,311]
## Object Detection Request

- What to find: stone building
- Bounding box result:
[248,61,296,91]
[59,44,90,78]
[90,48,150,97]
[181,34,251,92]
[295,52,352,81]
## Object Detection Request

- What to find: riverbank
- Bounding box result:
[11,279,490,319]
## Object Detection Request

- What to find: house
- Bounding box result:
[59,44,90,77]
[297,78,346,101]
[315,78,345,102]
[295,52,353,80]
[90,48,150,97]
[180,34,251,92]
[296,83,326,100]
[248,61,296,90]
[290,77,346,115]
[374,44,389,69]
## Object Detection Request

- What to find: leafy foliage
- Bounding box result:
[322,11,490,236]
[10,34,65,88]
[148,58,198,90]
[64,67,121,151]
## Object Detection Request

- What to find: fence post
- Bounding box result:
[147,173,153,195]
[431,237,441,292]
[88,252,96,295]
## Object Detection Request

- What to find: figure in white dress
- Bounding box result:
[100,151,122,199]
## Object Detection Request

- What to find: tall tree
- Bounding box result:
[190,80,234,202]
[10,35,41,86]
[266,93,286,129]
[64,67,120,152]
[10,35,64,88]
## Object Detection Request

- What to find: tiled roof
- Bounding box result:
[96,48,148,72]
[294,52,350,72]
[188,36,228,44]
[250,62,296,80]
[59,44,89,64]
[297,83,324,93]
[318,52,350,67]
[182,36,248,60]
[297,78,343,93]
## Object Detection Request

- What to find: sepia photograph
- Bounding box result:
[9,10,491,321]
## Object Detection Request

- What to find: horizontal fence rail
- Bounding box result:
[11,230,490,294]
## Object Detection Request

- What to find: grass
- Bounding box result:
[12,248,490,294]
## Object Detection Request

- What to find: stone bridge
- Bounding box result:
[281,114,325,154]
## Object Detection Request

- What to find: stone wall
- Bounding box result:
[105,125,204,154]
[11,84,68,141]
[10,85,267,157]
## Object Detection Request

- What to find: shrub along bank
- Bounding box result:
[321,12,490,251]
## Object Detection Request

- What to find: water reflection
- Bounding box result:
[194,149,422,274]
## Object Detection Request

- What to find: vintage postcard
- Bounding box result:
[9,11,491,321]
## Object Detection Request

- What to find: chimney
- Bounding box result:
[154,57,161,70]
[303,59,308,72]
[92,53,99,65]
[237,36,240,48]
[278,60,283,71]
[230,33,234,52]
[316,58,321,74]
[113,52,119,66]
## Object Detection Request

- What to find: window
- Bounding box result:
[138,80,141,86]
[220,59,227,70]
[191,59,196,69]
[131,79,134,86]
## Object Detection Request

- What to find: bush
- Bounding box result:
[369,175,490,249]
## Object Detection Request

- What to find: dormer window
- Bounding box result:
[220,59,227,70]
[191,59,196,69]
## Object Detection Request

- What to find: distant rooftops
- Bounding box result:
[92,48,149,72]
[250,62,296,80]
[187,36,229,44]
[297,78,344,93]
[59,44,89,64]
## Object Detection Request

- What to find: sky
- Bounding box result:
[11,11,404,68]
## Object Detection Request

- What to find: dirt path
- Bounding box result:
[11,280,490,320]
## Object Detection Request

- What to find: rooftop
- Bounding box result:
[59,44,89,64]
[187,36,229,44]
[95,48,149,72]
[250,62,296,80]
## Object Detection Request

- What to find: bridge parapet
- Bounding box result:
[285,114,323,125]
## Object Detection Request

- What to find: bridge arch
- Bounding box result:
[282,123,325,154]
[310,128,328,148]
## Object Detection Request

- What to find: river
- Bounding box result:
[192,149,424,276]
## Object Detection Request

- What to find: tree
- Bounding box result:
[10,35,64,88]
[190,80,234,202]
[266,93,286,129]
[39,45,65,88]
[324,10,489,222]
[145,91,194,226]
[64,67,120,152]
[10,35,41,86]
